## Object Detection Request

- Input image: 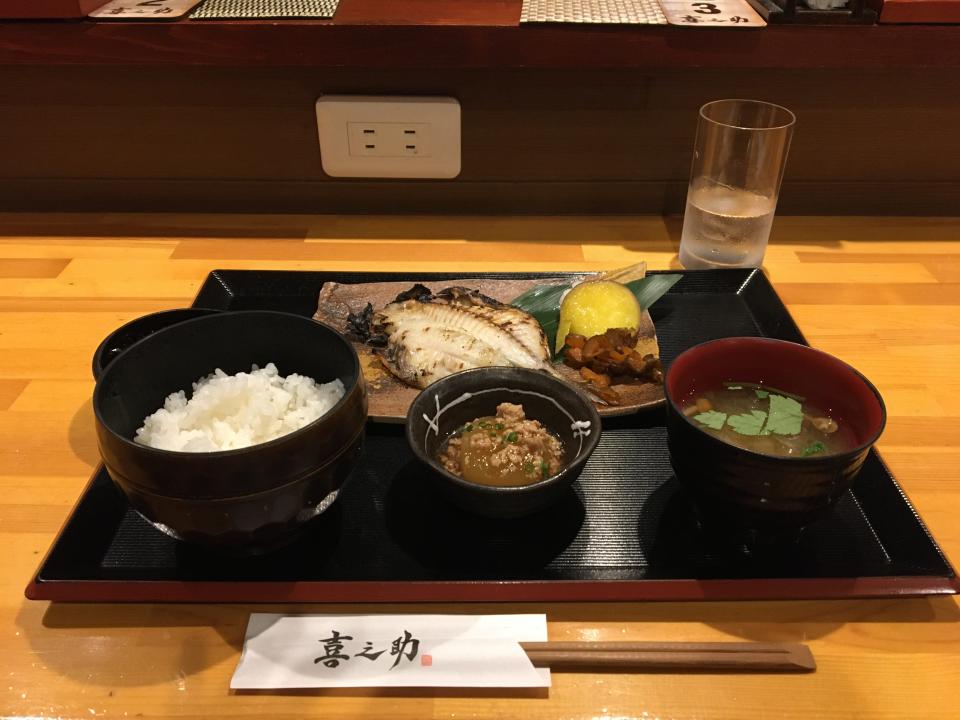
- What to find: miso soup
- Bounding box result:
[683,382,856,457]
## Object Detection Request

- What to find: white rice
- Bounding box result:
[134,363,345,452]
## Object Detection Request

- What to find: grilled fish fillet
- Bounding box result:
[370,286,557,389]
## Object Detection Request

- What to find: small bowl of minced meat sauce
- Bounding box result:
[406,367,602,518]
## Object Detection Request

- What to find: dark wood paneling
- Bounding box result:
[881,0,960,23]
[1,21,960,69]
[1,65,958,214]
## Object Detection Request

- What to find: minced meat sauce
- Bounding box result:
[438,402,564,487]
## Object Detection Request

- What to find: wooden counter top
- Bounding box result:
[1,213,958,719]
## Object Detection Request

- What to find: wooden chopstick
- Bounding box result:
[520,641,815,673]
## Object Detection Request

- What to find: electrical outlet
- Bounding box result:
[316,96,460,179]
[347,122,432,158]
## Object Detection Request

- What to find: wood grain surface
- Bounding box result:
[1,213,959,719]
[2,10,960,69]
[3,65,959,216]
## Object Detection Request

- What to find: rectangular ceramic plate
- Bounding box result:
[313,275,664,420]
[26,269,958,603]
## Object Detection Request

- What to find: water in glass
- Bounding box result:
[679,180,776,269]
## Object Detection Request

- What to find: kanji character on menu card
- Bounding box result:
[354,642,387,661]
[389,630,420,669]
[315,631,353,668]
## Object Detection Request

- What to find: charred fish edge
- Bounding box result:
[346,302,387,346]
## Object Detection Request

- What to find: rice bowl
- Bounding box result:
[93,310,367,550]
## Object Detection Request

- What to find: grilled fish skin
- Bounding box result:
[370,285,557,389]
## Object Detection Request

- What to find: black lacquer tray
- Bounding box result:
[27,269,958,602]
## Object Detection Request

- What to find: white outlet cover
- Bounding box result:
[316,95,461,179]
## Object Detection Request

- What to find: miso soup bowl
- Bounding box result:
[664,337,886,538]
[93,311,367,553]
[406,367,602,519]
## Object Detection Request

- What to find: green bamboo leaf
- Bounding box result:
[511,282,572,357]
[509,283,570,313]
[624,273,682,310]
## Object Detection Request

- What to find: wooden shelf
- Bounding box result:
[881,0,960,22]
[0,6,958,69]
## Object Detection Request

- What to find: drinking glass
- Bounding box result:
[678,99,796,269]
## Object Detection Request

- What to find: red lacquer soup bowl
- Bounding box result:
[664,337,886,538]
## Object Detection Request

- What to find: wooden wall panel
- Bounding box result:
[0,66,958,214]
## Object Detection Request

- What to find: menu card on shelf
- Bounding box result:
[231,614,551,689]
[660,0,767,25]
[89,0,200,18]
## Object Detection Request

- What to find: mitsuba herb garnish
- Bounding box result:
[727,410,768,436]
[691,387,806,437]
[763,393,804,436]
[693,410,727,429]
[723,381,804,402]
[803,441,826,457]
